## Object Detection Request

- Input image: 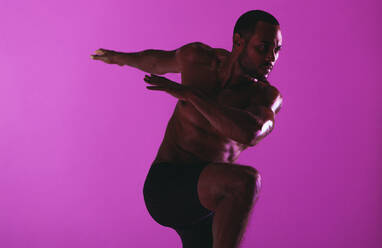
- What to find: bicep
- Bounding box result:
[152,42,206,75]
[151,49,180,74]
[176,42,215,69]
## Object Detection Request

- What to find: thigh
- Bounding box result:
[143,162,214,229]
[174,212,214,248]
[197,162,261,212]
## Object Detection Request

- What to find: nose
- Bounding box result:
[266,49,276,63]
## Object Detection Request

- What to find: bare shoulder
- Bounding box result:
[214,47,230,58]
[177,42,228,66]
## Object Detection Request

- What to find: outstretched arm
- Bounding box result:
[91,48,179,74]
[90,42,203,75]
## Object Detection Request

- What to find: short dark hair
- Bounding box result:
[233,10,279,40]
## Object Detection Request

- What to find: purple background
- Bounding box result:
[1,0,381,247]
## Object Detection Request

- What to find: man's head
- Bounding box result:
[232,10,282,80]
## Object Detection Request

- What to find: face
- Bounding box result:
[236,21,282,79]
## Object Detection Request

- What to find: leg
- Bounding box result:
[197,163,261,248]
[174,213,214,248]
[143,162,216,247]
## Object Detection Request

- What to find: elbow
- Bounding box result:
[144,63,161,75]
[246,120,275,146]
[243,132,257,147]
[239,127,259,147]
[245,130,261,147]
[143,64,166,75]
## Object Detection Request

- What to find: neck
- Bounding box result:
[219,52,266,89]
[218,53,244,88]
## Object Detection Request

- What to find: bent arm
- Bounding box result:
[186,89,275,146]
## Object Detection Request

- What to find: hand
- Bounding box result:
[90,48,124,66]
[144,74,191,101]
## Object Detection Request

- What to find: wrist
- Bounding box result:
[115,52,129,66]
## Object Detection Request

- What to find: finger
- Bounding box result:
[146,86,165,90]
[91,55,109,62]
[145,74,160,80]
[91,54,103,59]
[150,74,172,83]
[95,49,105,55]
[150,74,162,78]
[145,74,175,86]
[150,74,177,85]
[144,75,162,85]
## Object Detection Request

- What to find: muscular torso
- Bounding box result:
[153,44,274,166]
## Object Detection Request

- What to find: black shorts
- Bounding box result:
[143,161,214,229]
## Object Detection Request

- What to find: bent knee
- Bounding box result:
[247,167,262,191]
[197,163,261,211]
[242,165,260,179]
[229,166,261,198]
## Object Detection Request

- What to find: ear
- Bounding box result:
[233,33,245,53]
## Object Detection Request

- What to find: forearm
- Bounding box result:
[186,89,264,144]
[118,49,177,75]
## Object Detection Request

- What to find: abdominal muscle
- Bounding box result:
[153,101,247,166]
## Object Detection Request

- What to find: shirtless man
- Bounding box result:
[91,10,283,248]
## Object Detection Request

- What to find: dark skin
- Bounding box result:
[91,20,283,247]
[91,21,283,165]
